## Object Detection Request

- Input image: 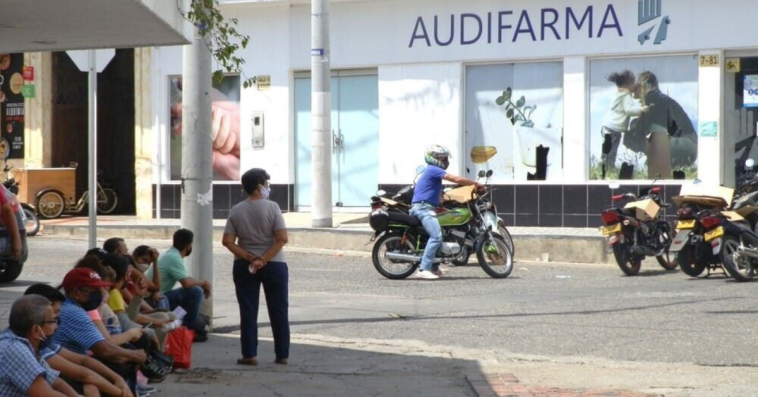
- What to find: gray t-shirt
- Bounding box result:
[224,199,286,263]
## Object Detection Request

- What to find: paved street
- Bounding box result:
[4,236,758,396]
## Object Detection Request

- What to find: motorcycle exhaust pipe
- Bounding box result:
[384,252,441,263]
[736,246,758,259]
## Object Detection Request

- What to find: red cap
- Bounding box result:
[62,268,112,293]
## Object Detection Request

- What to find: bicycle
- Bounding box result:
[36,162,119,219]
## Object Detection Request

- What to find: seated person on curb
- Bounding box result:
[75,255,146,347]
[24,284,134,397]
[132,245,170,311]
[103,237,129,256]
[0,295,78,397]
[53,267,147,393]
[102,253,173,350]
[147,228,211,341]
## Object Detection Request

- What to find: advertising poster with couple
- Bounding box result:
[589,55,699,180]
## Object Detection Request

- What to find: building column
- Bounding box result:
[134,47,153,219]
[562,56,588,183]
[697,50,724,185]
[23,52,53,169]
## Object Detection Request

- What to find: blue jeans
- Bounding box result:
[165,286,203,329]
[233,259,290,360]
[410,203,442,272]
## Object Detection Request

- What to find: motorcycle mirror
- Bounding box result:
[608,182,621,190]
[746,159,755,169]
[486,170,493,177]
[375,190,386,197]
[478,170,486,178]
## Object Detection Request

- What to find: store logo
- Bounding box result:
[637,0,671,45]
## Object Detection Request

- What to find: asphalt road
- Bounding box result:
[8,235,758,369]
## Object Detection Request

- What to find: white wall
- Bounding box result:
[378,63,462,184]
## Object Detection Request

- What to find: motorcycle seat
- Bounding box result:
[387,212,421,227]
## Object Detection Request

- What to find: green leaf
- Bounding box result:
[516,96,526,108]
[504,87,512,101]
[495,96,506,106]
[509,117,516,125]
[506,108,514,119]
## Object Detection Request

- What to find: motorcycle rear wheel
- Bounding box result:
[721,235,754,282]
[475,234,513,279]
[655,222,678,271]
[372,233,418,280]
[613,242,642,276]
[676,245,706,277]
[23,207,39,237]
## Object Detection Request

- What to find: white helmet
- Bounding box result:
[425,145,451,170]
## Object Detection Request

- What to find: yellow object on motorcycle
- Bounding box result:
[704,226,724,242]
[676,219,696,229]
[623,199,659,220]
[602,223,621,235]
[443,185,476,204]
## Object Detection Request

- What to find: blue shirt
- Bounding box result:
[412,165,447,207]
[52,298,105,355]
[40,342,62,361]
[0,329,59,397]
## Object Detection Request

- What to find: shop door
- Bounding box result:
[294,73,379,208]
[725,57,758,187]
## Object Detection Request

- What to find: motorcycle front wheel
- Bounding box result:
[721,234,754,282]
[612,242,642,276]
[372,233,418,280]
[676,244,706,277]
[475,234,513,279]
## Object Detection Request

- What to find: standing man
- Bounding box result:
[411,145,481,280]
[149,229,211,341]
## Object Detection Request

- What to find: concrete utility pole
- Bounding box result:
[181,22,213,319]
[311,0,333,228]
[87,50,97,249]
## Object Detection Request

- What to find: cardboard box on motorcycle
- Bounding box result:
[623,199,660,221]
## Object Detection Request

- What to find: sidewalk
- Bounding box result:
[39,214,611,264]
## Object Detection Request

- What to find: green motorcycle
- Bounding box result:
[369,170,513,279]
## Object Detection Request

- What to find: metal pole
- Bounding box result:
[181,21,213,319]
[311,0,333,228]
[88,50,97,249]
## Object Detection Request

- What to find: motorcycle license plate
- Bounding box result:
[669,230,691,253]
[676,219,696,229]
[602,223,621,236]
[704,226,724,242]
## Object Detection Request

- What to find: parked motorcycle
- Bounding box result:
[600,184,677,276]
[670,198,731,277]
[369,170,513,279]
[381,166,515,264]
[2,165,39,236]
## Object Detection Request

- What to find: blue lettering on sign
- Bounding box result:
[637,0,671,45]
[408,5,623,48]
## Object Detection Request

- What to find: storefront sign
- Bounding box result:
[699,54,719,67]
[743,75,758,108]
[408,5,624,48]
[22,65,34,81]
[726,58,741,73]
[21,84,35,99]
[255,75,271,91]
[699,121,718,137]
[0,53,24,159]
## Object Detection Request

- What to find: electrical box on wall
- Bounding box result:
[252,112,264,147]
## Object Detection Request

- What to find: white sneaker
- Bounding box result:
[415,270,439,280]
[432,266,449,276]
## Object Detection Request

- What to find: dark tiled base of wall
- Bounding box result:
[152,184,294,219]
[380,184,682,228]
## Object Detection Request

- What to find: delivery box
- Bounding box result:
[624,199,660,220]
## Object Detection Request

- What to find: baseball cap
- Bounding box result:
[62,268,112,293]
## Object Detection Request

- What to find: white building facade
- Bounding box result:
[148,0,758,227]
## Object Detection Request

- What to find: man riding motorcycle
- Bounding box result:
[411,145,482,280]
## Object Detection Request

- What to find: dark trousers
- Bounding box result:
[165,285,203,329]
[233,259,290,360]
[94,356,137,395]
[602,126,623,169]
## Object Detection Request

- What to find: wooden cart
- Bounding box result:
[12,166,118,219]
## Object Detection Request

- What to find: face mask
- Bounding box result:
[81,290,103,312]
[261,186,271,200]
[36,325,53,352]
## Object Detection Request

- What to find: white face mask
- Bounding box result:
[261,186,271,200]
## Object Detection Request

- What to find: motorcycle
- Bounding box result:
[669,195,731,278]
[2,165,39,237]
[380,166,515,264]
[600,183,677,276]
[369,170,513,279]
